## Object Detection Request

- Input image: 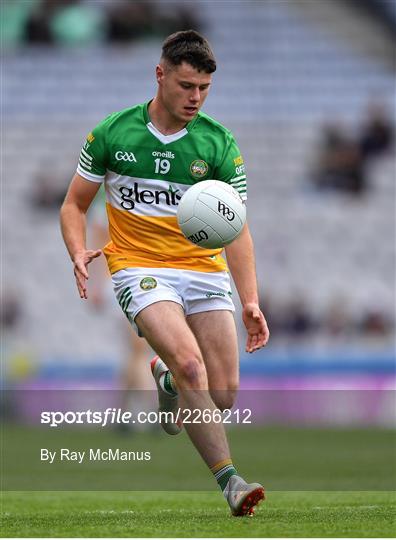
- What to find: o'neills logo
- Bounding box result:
[119,183,181,210]
[152,150,175,159]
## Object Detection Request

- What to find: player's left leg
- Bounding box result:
[186,308,265,515]
[186,309,239,411]
[152,309,238,418]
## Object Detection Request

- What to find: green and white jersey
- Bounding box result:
[77,102,247,273]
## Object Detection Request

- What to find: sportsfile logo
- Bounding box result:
[119,183,182,210]
[217,202,235,221]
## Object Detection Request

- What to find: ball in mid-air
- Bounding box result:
[177,180,246,249]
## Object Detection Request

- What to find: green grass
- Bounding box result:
[2,426,395,536]
[3,425,396,490]
[1,490,395,537]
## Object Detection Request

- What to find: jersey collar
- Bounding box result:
[143,101,199,145]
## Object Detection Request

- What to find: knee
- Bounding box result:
[211,383,239,411]
[173,351,207,389]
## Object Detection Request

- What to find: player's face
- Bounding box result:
[157,62,212,125]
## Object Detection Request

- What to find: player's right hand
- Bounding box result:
[72,249,102,299]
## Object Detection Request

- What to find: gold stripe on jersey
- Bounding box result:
[103,204,228,274]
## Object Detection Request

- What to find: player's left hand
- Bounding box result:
[242,303,270,353]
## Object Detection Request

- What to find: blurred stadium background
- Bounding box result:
[2,0,395,427]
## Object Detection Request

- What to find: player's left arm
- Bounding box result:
[225,222,270,353]
[215,131,269,352]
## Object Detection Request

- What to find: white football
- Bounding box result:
[177,180,246,249]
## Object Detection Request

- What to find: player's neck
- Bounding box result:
[148,98,187,135]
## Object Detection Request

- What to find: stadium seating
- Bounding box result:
[3,1,394,366]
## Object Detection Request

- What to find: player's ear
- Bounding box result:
[156,64,164,84]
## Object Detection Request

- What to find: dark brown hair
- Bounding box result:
[161,30,216,73]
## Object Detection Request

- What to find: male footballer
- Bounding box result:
[60,30,269,516]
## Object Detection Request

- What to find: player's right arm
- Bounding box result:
[60,173,102,299]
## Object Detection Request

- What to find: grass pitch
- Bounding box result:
[1,490,395,537]
[1,426,395,536]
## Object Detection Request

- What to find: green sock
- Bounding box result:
[159,371,177,396]
[211,459,238,491]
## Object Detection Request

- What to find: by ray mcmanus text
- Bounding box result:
[40,448,152,463]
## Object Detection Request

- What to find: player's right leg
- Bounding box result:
[135,300,233,467]
[135,301,264,516]
[150,353,182,435]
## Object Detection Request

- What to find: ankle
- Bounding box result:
[210,459,238,491]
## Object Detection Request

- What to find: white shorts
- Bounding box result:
[111,268,235,334]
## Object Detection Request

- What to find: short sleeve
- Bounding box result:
[214,133,247,201]
[76,118,109,183]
